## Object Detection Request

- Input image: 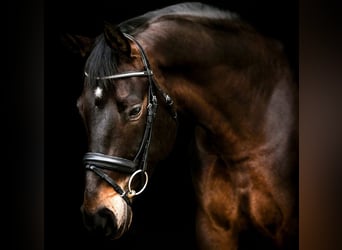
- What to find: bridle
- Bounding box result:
[83,33,177,205]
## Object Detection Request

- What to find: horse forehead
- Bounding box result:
[114,80,145,100]
[115,83,131,99]
[94,86,103,98]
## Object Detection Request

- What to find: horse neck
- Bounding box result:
[138,20,297,159]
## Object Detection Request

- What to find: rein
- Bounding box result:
[83,33,177,205]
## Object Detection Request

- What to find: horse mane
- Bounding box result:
[84,34,117,89]
[118,2,238,34]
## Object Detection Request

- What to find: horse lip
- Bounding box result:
[108,203,133,240]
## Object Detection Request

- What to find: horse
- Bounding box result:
[63,2,298,249]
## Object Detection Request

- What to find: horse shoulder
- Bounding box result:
[191,77,298,249]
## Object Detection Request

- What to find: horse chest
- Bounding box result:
[193,138,286,240]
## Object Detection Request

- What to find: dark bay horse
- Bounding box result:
[64,2,298,249]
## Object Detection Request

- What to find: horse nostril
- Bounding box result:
[96,207,118,237]
[80,206,118,238]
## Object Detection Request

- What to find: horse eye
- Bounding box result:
[128,104,142,120]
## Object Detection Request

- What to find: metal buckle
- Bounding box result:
[127,169,149,198]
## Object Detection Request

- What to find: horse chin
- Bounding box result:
[106,196,133,240]
[109,212,132,240]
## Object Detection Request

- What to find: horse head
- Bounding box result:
[63,22,177,239]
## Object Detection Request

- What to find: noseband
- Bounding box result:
[83,33,177,205]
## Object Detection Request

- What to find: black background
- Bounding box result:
[11,1,299,250]
[11,1,342,250]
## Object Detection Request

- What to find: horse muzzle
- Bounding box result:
[80,198,133,239]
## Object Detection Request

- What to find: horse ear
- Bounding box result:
[103,21,131,55]
[60,33,95,57]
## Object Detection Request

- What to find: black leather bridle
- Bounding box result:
[83,33,177,205]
